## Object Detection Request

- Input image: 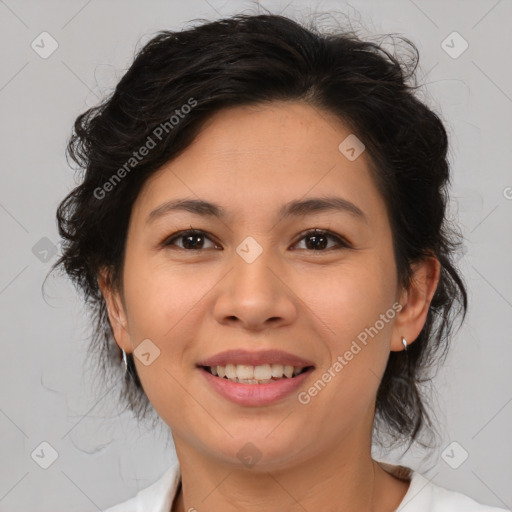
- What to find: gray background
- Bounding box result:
[0,0,511,510]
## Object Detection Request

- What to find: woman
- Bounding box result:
[53,13,509,512]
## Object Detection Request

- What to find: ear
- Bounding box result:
[390,255,441,352]
[97,268,132,354]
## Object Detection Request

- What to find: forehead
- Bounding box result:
[133,101,386,227]
[184,101,355,166]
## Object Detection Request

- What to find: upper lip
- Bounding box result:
[197,349,315,368]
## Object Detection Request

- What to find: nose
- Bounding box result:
[213,246,298,332]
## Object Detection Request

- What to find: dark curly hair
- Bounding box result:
[51,12,467,450]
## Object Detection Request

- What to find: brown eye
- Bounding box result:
[163,229,219,250]
[293,229,350,251]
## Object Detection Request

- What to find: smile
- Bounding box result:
[198,365,315,406]
[203,363,310,384]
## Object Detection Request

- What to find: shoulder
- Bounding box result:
[376,460,509,512]
[399,469,510,512]
[102,462,181,512]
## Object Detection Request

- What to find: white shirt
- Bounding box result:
[103,460,510,512]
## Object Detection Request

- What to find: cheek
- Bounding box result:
[120,256,200,419]
[121,254,216,386]
[299,298,393,434]
[299,255,396,341]
[123,251,198,336]
[296,254,396,405]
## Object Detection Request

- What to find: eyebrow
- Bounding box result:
[146,196,368,225]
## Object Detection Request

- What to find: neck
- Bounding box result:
[170,428,408,512]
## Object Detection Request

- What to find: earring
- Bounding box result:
[401,337,408,351]
[122,348,128,374]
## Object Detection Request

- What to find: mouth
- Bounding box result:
[196,349,315,405]
[198,363,315,406]
[199,364,314,384]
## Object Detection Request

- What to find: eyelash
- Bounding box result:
[161,228,351,252]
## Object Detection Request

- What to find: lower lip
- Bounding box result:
[198,367,314,406]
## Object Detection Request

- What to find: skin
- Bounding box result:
[99,101,440,512]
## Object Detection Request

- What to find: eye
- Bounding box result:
[161,228,350,252]
[162,229,220,250]
[292,229,351,251]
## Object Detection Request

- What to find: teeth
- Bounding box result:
[271,364,284,378]
[208,363,306,383]
[225,364,236,379]
[254,364,271,380]
[237,364,254,380]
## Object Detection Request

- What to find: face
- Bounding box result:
[102,101,435,471]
